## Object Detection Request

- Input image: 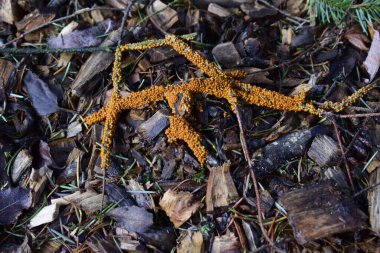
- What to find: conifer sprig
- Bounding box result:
[308,0,380,32]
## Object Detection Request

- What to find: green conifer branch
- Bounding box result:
[308,0,380,32]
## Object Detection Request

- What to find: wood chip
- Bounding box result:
[177,231,204,253]
[211,230,241,253]
[29,174,48,207]
[70,29,121,96]
[368,167,380,235]
[147,0,178,31]
[279,180,367,244]
[11,149,32,183]
[206,162,239,212]
[137,109,169,140]
[159,189,200,227]
[307,135,340,167]
[29,204,59,228]
[126,179,155,209]
[0,59,16,88]
[208,3,232,17]
[212,42,241,68]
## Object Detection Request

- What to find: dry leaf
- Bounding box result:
[177,231,204,253]
[107,206,153,233]
[0,187,32,225]
[363,30,380,83]
[344,26,370,51]
[0,0,20,24]
[206,162,239,212]
[24,71,60,116]
[48,20,113,49]
[159,189,200,227]
[286,0,305,16]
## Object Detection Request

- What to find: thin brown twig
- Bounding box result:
[234,105,284,253]
[339,112,380,118]
[331,117,355,190]
[257,0,310,24]
[1,6,123,48]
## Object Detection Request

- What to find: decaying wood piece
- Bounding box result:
[206,162,239,212]
[279,180,367,244]
[324,167,349,189]
[137,109,169,140]
[177,231,204,253]
[253,126,326,176]
[368,167,380,235]
[29,203,59,228]
[147,0,178,31]
[159,189,200,227]
[307,135,340,167]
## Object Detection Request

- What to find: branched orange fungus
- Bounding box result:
[84,34,376,170]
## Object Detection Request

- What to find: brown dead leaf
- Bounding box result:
[344,26,371,51]
[363,30,380,83]
[15,9,55,41]
[159,189,200,227]
[107,206,153,233]
[177,231,204,253]
[206,162,239,212]
[286,0,305,16]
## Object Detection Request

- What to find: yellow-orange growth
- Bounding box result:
[84,34,375,170]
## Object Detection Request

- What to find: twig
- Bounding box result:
[353,181,380,198]
[118,0,138,47]
[0,46,114,55]
[331,117,355,191]
[339,112,380,118]
[1,7,123,48]
[234,105,284,253]
[0,33,197,55]
[257,0,310,24]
